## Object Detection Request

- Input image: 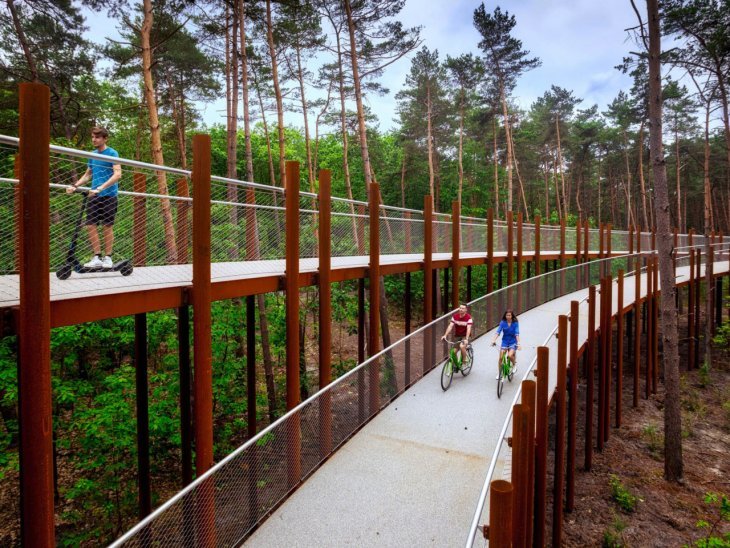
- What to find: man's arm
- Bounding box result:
[91,164,122,194]
[442,321,454,340]
[67,168,92,193]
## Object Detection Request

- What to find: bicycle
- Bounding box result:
[440,339,474,391]
[493,344,515,399]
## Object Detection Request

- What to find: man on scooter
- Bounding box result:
[66,127,122,268]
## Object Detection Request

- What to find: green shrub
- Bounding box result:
[687,493,730,547]
[609,474,638,513]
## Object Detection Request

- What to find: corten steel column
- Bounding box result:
[634,255,642,407]
[368,182,381,416]
[424,196,434,375]
[318,170,332,457]
[13,157,20,273]
[566,300,579,512]
[488,480,513,548]
[552,314,568,548]
[516,211,523,282]
[487,208,494,294]
[452,200,460,307]
[646,260,653,397]
[133,173,147,266]
[607,223,612,259]
[694,249,701,370]
[246,296,256,439]
[583,220,589,265]
[405,272,412,386]
[604,278,613,443]
[176,177,191,264]
[599,223,605,275]
[135,313,151,518]
[178,304,192,486]
[585,285,596,471]
[616,270,625,428]
[18,82,54,547]
[511,403,529,548]
[284,161,302,490]
[191,134,214,546]
[522,379,537,547]
[534,347,549,548]
[597,278,606,450]
[716,276,723,334]
[507,210,514,285]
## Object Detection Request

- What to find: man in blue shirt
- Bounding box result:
[66,127,122,268]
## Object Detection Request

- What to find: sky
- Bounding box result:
[82,0,645,133]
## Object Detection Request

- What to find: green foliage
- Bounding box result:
[602,513,627,548]
[609,474,638,513]
[686,493,730,548]
[641,424,663,458]
[699,362,711,388]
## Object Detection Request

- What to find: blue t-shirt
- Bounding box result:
[496,320,520,347]
[88,146,120,197]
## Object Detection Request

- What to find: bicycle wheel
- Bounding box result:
[461,346,474,376]
[507,357,514,382]
[441,359,453,391]
[497,357,504,398]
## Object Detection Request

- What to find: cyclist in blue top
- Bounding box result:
[66,127,122,268]
[491,309,521,379]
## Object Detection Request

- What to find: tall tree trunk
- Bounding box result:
[294,46,315,191]
[543,152,550,218]
[344,0,372,189]
[675,125,681,230]
[553,148,562,219]
[510,120,529,219]
[400,151,406,209]
[265,0,286,188]
[704,103,712,232]
[226,5,240,256]
[7,0,39,81]
[426,85,435,202]
[493,117,500,218]
[165,71,187,170]
[141,0,177,262]
[622,130,636,228]
[647,0,682,482]
[638,121,650,228]
[457,98,464,204]
[555,115,568,216]
[500,84,514,212]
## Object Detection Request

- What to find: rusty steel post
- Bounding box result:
[135,313,151,518]
[599,223,605,276]
[507,210,514,285]
[318,170,332,457]
[487,208,494,294]
[694,250,701,370]
[576,220,582,286]
[176,177,190,264]
[522,379,537,547]
[634,255,642,407]
[584,220,589,264]
[18,82,54,547]
[369,182,381,417]
[552,314,569,548]
[567,300,579,512]
[585,285,596,471]
[646,259,653,397]
[191,134,215,546]
[617,270,624,428]
[133,173,147,266]
[246,297,256,440]
[605,277,613,443]
[607,223,613,259]
[517,211,523,282]
[452,200,460,307]
[488,480,513,548]
[511,403,529,548]
[597,278,606,451]
[424,196,434,377]
[534,347,549,548]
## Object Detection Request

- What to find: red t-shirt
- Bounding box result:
[451,312,473,337]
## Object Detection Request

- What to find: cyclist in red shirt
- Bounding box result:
[441,303,473,364]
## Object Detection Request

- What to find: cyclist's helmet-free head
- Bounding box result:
[458,303,468,314]
[502,309,518,322]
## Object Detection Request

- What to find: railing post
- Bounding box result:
[487,208,494,294]
[18,81,54,548]
[607,223,612,259]
[583,219,589,265]
[522,379,537,547]
[694,250,701,370]
[424,196,434,375]
[192,133,214,545]
[599,223,605,275]
[646,259,653,397]
[604,276,613,443]
[284,161,302,491]
[507,210,514,285]
[452,200,460,307]
[653,256,659,391]
[534,347,549,548]
[511,403,529,548]
[369,182,381,416]
[616,270,624,428]
[634,254,642,407]
[567,300,579,512]
[552,314,568,548]
[585,285,596,471]
[133,173,147,266]
[598,277,606,450]
[176,177,190,264]
[246,296,256,440]
[318,170,332,457]
[534,215,541,276]
[488,480,513,548]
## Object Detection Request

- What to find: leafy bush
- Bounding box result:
[687,492,730,547]
[609,474,637,513]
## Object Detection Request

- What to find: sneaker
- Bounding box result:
[102,255,113,268]
[495,374,501,380]
[84,255,102,268]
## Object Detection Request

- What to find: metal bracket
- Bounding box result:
[482,524,489,539]
[507,436,513,448]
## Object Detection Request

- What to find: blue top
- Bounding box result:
[88,146,120,197]
[496,320,520,347]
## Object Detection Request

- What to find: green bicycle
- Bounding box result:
[440,339,474,391]
[493,345,515,399]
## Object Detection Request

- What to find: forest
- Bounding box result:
[1,0,729,544]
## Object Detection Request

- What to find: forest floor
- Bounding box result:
[561,336,730,546]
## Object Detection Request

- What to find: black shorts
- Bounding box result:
[85,195,118,226]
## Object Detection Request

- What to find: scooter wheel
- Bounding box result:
[121,264,133,276]
[56,264,73,280]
